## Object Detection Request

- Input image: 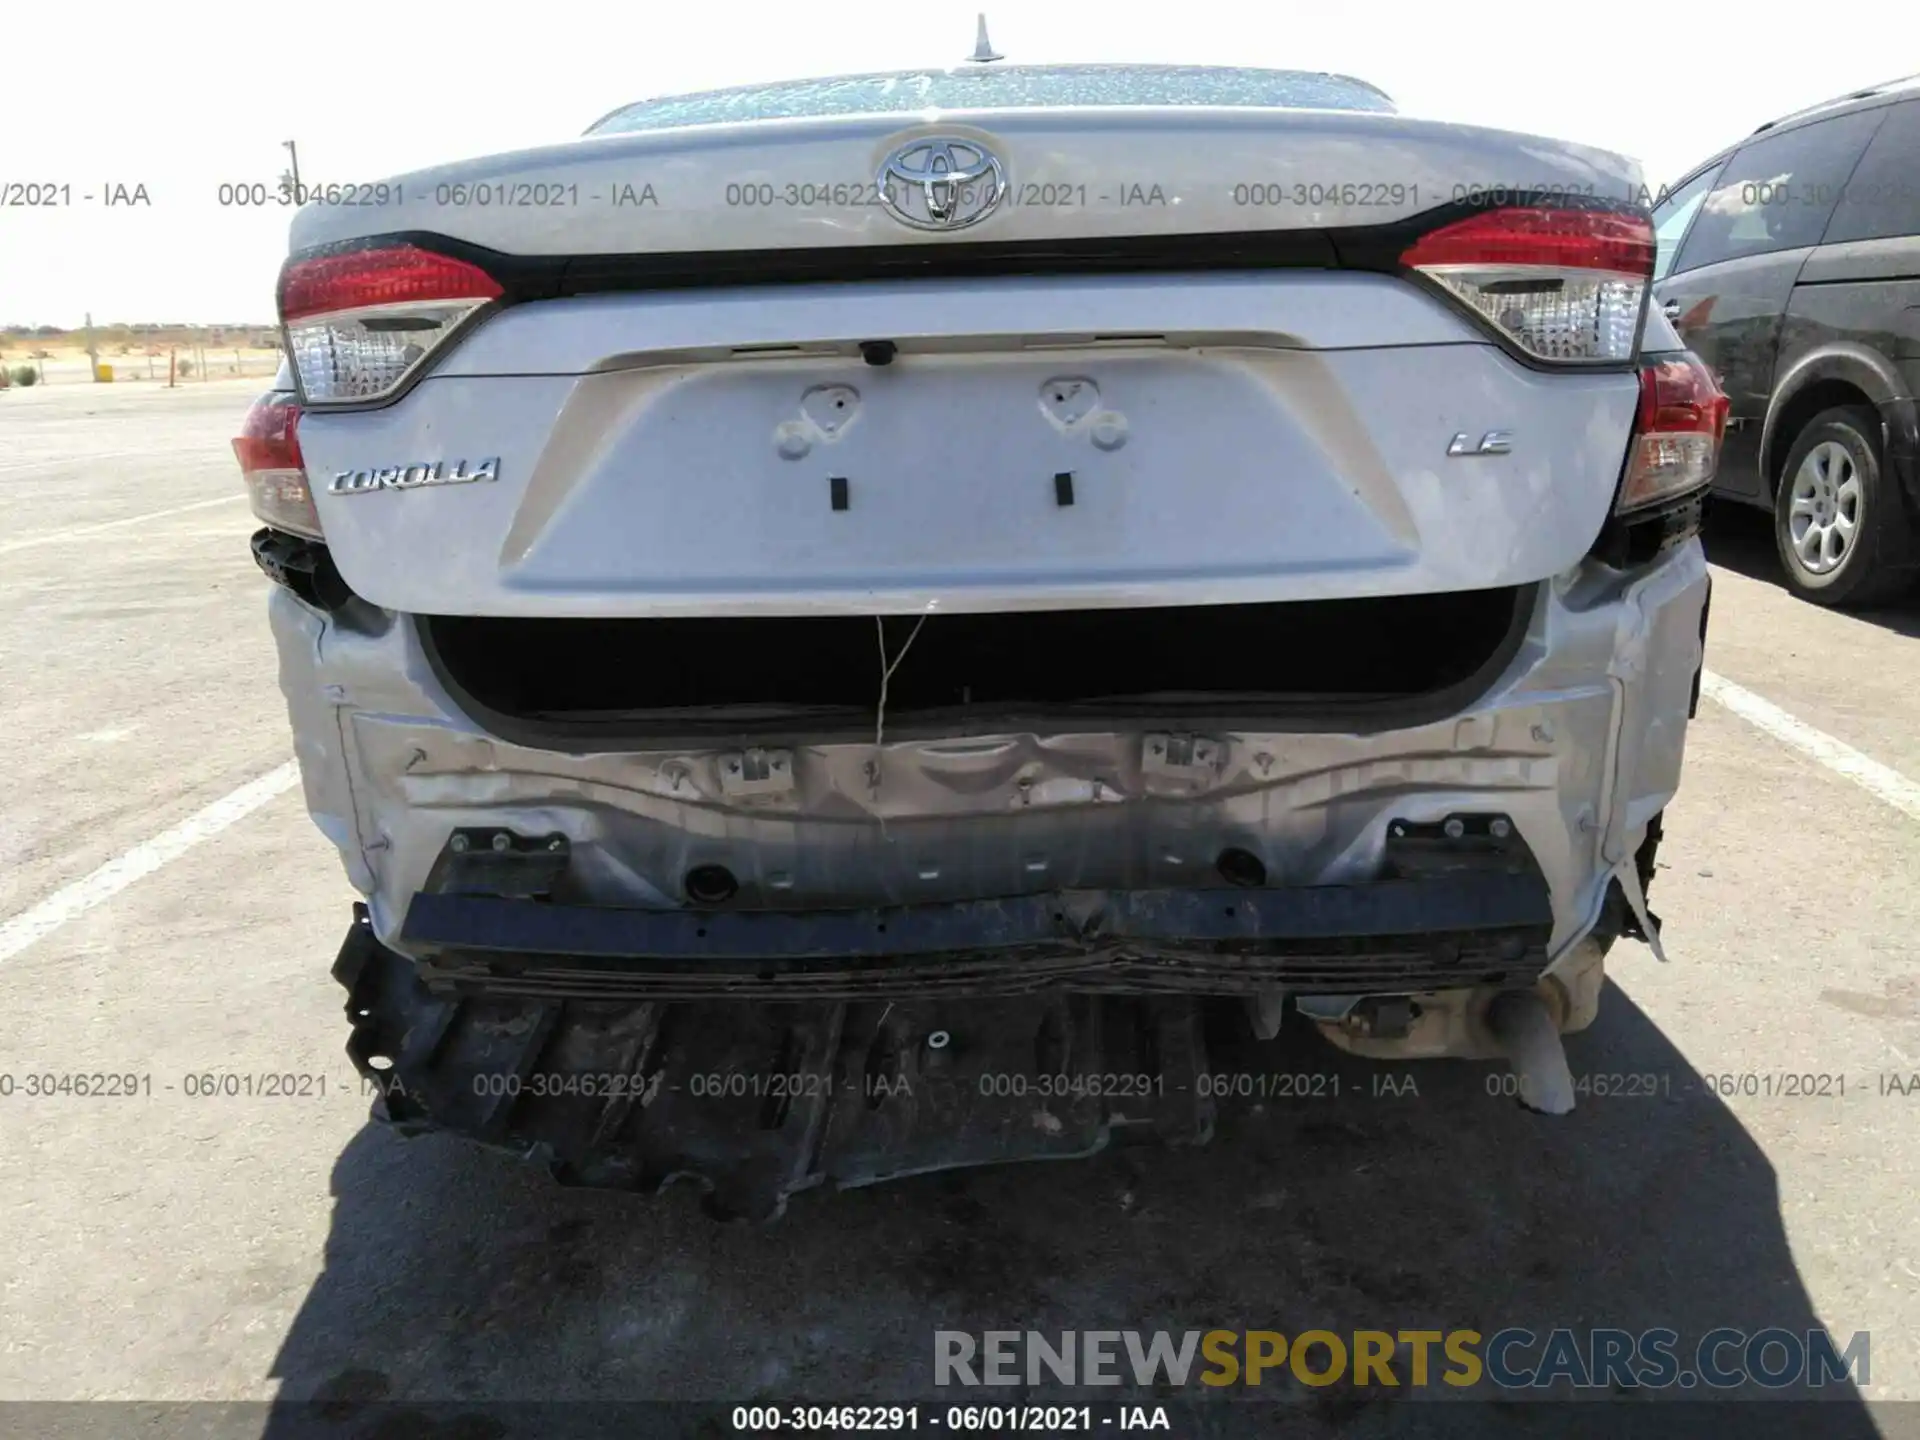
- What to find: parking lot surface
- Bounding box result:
[2,380,1918,1435]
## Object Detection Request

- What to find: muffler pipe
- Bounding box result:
[1215,847,1267,888]
[684,864,740,906]
[1486,990,1575,1115]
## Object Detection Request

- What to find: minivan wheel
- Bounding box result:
[1773,405,1917,607]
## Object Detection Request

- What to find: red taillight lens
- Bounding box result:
[1401,206,1654,364]
[232,392,322,537]
[1617,354,1729,513]
[1400,207,1655,276]
[279,244,501,323]
[277,242,501,405]
[1634,356,1729,436]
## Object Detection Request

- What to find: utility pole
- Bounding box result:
[283,140,302,203]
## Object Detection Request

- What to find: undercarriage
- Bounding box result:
[339,915,1219,1221]
[331,794,1640,1218]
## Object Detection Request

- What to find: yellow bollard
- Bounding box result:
[94,363,114,382]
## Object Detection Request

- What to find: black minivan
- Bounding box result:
[1653,77,1920,605]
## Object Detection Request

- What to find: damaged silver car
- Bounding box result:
[235,59,1724,1218]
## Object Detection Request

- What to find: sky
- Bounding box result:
[4,0,1916,328]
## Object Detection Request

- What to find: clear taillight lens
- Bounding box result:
[1401,207,1655,364]
[277,243,502,405]
[232,391,321,537]
[1617,354,1730,512]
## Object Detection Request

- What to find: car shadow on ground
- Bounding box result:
[258,982,1882,1440]
[1703,500,1920,634]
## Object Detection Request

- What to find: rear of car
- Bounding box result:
[236,65,1722,1217]
[1652,80,1920,605]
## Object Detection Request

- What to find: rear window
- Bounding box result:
[588,65,1395,135]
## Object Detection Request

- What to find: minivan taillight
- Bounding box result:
[1401,207,1655,364]
[233,392,321,537]
[277,242,502,406]
[1616,354,1730,512]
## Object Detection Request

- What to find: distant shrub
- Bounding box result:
[11,365,40,386]
[176,359,193,377]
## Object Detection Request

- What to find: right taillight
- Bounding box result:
[1617,355,1729,512]
[233,391,322,538]
[1401,206,1654,364]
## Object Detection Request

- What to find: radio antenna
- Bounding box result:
[966,14,1004,63]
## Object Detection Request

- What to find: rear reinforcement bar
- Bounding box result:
[394,811,1555,1001]
[398,877,1552,1001]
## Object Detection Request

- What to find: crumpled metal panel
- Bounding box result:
[268,542,1709,976]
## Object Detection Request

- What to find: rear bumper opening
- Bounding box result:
[270,543,1711,994]
[419,587,1533,746]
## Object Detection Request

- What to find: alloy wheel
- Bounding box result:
[1786,440,1862,575]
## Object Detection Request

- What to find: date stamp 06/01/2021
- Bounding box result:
[2,1067,1914,1105]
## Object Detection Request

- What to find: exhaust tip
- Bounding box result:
[1216,847,1268,888]
[1486,990,1576,1116]
[685,864,740,906]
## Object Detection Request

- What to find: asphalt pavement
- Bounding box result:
[1,379,1917,1437]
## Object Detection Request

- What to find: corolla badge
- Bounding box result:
[328,457,500,495]
[877,136,1006,231]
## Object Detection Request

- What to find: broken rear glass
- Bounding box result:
[587,65,1396,134]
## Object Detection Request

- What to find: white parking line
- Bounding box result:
[0,445,226,477]
[0,494,246,555]
[1701,670,1920,823]
[0,449,156,477]
[0,762,299,965]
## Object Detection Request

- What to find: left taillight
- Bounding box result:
[277,241,502,406]
[232,391,321,538]
[1400,206,1655,364]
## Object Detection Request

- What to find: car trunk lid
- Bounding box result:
[288,70,1641,262]
[281,77,1651,620]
